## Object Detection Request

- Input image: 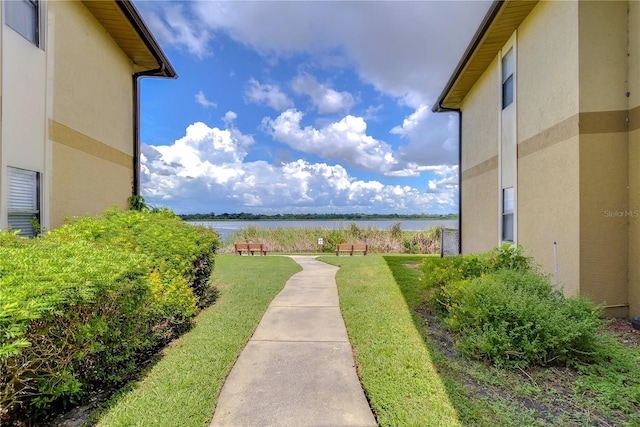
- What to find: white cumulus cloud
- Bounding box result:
[195,90,217,108]
[263,109,399,173]
[392,105,459,166]
[263,109,430,178]
[292,73,355,114]
[138,2,211,58]
[141,122,456,214]
[244,78,294,111]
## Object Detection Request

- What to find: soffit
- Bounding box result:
[434,0,538,111]
[81,0,176,77]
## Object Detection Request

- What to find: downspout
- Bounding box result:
[436,103,462,254]
[132,64,165,197]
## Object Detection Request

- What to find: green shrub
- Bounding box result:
[446,270,602,368]
[485,243,533,271]
[419,245,604,368]
[323,229,347,253]
[0,208,219,423]
[52,207,220,307]
[0,238,156,420]
[419,244,533,310]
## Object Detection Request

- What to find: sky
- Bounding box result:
[134,0,491,215]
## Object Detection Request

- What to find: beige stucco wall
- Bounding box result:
[629,127,640,317]
[51,144,130,227]
[578,0,628,114]
[48,1,135,228]
[517,1,579,144]
[460,55,500,254]
[518,136,581,296]
[577,1,629,317]
[509,0,582,294]
[461,57,499,173]
[579,133,628,314]
[461,172,499,254]
[629,1,640,318]
[51,1,134,155]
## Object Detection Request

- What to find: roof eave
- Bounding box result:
[432,0,538,113]
[82,0,177,79]
[116,0,177,78]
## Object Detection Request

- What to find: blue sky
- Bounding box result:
[134,1,490,215]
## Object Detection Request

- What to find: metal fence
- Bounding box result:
[440,227,460,257]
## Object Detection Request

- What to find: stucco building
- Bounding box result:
[1,0,175,236]
[434,0,640,318]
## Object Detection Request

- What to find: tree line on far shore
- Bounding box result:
[179,212,458,221]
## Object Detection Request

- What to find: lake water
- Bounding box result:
[190,219,458,241]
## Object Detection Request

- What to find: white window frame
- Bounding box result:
[8,167,41,237]
[502,187,515,242]
[502,48,514,109]
[498,33,518,245]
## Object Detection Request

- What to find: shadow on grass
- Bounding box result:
[382,255,481,425]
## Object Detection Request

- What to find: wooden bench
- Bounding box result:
[336,243,368,256]
[235,243,250,255]
[352,243,368,255]
[235,243,267,255]
[248,243,267,256]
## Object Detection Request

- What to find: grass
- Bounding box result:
[320,254,461,426]
[324,254,640,426]
[96,254,301,426]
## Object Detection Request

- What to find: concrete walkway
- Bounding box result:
[210,256,377,427]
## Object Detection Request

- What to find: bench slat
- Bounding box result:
[336,244,368,256]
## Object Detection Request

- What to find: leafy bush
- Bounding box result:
[323,229,347,253]
[419,245,603,368]
[0,208,219,423]
[52,207,219,307]
[419,244,532,309]
[446,270,602,367]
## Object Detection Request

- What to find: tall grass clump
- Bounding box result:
[225,223,441,254]
[419,244,603,368]
[0,208,219,424]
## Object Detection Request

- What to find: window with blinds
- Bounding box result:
[5,0,40,46]
[8,167,40,237]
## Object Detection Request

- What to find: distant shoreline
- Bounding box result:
[180,213,458,222]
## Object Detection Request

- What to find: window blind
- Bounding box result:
[8,167,39,236]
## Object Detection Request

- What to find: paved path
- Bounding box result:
[210,256,377,427]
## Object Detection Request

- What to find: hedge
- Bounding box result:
[0,208,219,423]
[419,245,603,368]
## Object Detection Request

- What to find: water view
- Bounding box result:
[191,219,458,241]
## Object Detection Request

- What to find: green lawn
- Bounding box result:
[320,254,462,426]
[97,255,301,426]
